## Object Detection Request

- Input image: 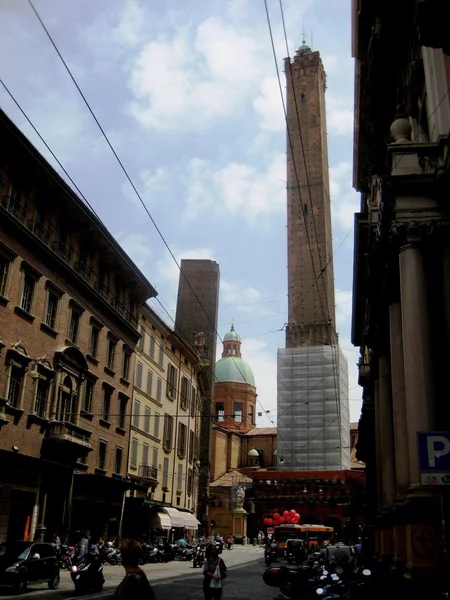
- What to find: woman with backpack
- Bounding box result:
[202,543,227,600]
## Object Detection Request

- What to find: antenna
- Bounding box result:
[311,30,313,51]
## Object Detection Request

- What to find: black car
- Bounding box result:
[0,542,60,592]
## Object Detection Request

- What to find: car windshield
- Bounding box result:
[0,543,31,560]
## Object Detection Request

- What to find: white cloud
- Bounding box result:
[330,161,360,230]
[115,0,145,47]
[128,17,269,131]
[253,76,285,131]
[221,280,262,311]
[184,153,286,223]
[326,95,354,136]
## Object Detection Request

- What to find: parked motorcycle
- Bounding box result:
[192,544,205,568]
[58,545,76,570]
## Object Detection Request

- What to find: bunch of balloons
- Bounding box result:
[263,509,300,526]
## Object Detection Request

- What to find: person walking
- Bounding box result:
[203,543,227,600]
[113,539,156,600]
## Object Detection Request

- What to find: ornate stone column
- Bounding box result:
[378,356,396,563]
[392,220,444,581]
[389,301,409,569]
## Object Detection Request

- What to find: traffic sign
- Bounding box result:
[417,432,450,472]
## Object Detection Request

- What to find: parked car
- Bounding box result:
[0,542,60,593]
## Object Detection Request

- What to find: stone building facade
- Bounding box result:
[351,0,450,587]
[122,304,203,536]
[0,109,156,543]
[175,259,220,534]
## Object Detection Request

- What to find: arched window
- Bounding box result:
[301,93,306,103]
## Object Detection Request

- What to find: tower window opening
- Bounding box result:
[304,203,308,217]
[301,93,306,103]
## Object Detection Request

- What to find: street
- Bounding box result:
[0,547,273,600]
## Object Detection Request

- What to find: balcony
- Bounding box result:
[357,360,371,387]
[139,464,158,481]
[1,196,139,331]
[48,421,93,451]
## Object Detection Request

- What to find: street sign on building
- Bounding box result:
[417,432,450,485]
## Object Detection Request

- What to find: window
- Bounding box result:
[7,365,24,407]
[180,377,190,410]
[216,402,225,422]
[102,387,112,421]
[152,447,158,468]
[190,386,196,417]
[135,362,143,389]
[146,370,153,396]
[133,400,140,428]
[118,395,127,429]
[98,440,107,470]
[150,336,156,360]
[83,380,94,413]
[163,458,169,488]
[107,338,116,371]
[167,364,178,399]
[143,443,149,466]
[131,437,138,468]
[158,344,164,367]
[177,423,187,458]
[249,404,254,425]
[189,430,194,463]
[34,377,50,417]
[138,325,145,351]
[122,350,131,381]
[89,323,100,357]
[163,413,174,451]
[144,406,151,433]
[68,310,80,344]
[44,291,59,330]
[156,378,162,402]
[177,463,183,491]
[20,273,35,314]
[154,413,160,438]
[115,447,123,474]
[0,254,11,297]
[234,402,243,423]
[188,469,193,495]
[301,93,306,103]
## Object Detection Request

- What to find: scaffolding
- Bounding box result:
[276,345,350,470]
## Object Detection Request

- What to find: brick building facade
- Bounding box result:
[0,109,156,543]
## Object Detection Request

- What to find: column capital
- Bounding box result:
[390,220,436,248]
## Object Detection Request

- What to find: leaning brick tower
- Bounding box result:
[277,41,349,471]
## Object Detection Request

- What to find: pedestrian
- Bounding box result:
[113,539,156,600]
[76,532,89,566]
[203,542,227,600]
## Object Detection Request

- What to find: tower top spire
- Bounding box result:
[297,30,311,56]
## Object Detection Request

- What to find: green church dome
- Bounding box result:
[224,325,241,342]
[215,356,255,387]
[248,447,259,457]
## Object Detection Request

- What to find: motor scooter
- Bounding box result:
[70,555,105,594]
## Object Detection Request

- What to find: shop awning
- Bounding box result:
[181,512,200,529]
[162,507,185,528]
[148,510,172,530]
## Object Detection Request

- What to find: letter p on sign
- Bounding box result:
[427,436,450,468]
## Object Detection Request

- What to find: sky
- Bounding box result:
[0,0,362,426]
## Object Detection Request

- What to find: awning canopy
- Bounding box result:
[162,507,185,528]
[181,512,201,530]
[148,510,172,530]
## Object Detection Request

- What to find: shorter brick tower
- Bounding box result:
[214,325,257,433]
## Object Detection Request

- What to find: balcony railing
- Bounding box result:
[1,196,139,330]
[357,361,371,387]
[139,464,158,480]
[48,421,93,450]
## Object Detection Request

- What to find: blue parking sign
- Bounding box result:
[417,432,450,471]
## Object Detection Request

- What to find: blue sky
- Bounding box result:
[0,0,361,425]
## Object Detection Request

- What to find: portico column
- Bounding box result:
[373,378,383,558]
[378,355,396,563]
[396,222,444,580]
[389,301,409,569]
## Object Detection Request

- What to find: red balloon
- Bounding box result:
[286,516,292,524]
[289,509,296,517]
[295,513,300,519]
[273,513,280,520]
[292,516,299,524]
[279,516,286,523]
[283,511,289,517]
[267,518,273,525]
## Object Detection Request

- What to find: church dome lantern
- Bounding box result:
[215,324,255,387]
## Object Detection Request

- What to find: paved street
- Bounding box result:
[0,546,268,600]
